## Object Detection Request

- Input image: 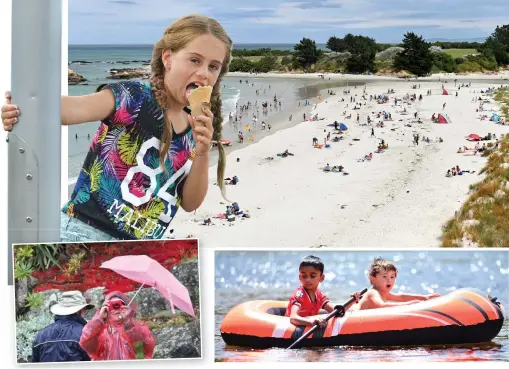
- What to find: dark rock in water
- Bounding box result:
[152,320,201,359]
[68,69,87,84]
[170,258,200,309]
[108,67,150,80]
[70,60,93,64]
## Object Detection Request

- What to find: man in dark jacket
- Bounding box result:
[32,291,95,362]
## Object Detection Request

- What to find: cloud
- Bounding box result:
[294,0,343,9]
[73,12,116,17]
[69,0,509,43]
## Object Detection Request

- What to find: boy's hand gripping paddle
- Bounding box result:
[287,288,368,349]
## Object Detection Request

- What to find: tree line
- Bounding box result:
[229,25,509,76]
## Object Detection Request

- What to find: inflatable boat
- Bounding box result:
[220,288,504,349]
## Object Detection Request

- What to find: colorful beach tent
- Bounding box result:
[436,114,451,124]
[442,89,449,95]
[491,113,500,122]
[339,123,348,131]
[467,134,481,141]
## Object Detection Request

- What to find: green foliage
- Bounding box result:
[134,341,144,359]
[16,245,34,260]
[280,56,292,66]
[394,32,433,76]
[431,52,457,73]
[16,312,54,362]
[456,55,498,72]
[293,38,323,71]
[336,34,377,74]
[326,36,348,52]
[14,261,34,280]
[253,55,279,73]
[479,24,509,66]
[229,57,255,72]
[232,48,292,57]
[32,244,62,270]
[25,292,45,309]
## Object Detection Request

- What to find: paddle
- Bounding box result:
[287,288,368,349]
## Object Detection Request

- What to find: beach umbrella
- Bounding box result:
[244,124,250,131]
[339,123,348,131]
[100,255,195,317]
[467,134,481,141]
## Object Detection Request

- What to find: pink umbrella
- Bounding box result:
[100,255,195,317]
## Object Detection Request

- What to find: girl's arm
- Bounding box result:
[61,89,115,125]
[179,152,209,212]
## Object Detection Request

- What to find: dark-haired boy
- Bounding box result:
[285,255,361,327]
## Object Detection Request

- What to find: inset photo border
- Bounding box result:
[13,239,201,363]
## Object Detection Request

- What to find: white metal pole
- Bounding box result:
[8,0,62,284]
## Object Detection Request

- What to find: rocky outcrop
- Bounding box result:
[108,68,150,80]
[170,258,200,309]
[68,69,87,84]
[152,320,201,359]
[14,276,37,316]
[25,289,60,319]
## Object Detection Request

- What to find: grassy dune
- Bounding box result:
[442,49,478,58]
[441,88,509,247]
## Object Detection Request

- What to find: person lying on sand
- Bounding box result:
[286,256,361,327]
[353,257,440,311]
[224,175,239,185]
[278,149,294,157]
[331,165,346,174]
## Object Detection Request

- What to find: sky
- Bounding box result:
[69,0,509,45]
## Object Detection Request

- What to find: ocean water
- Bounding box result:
[215,250,509,362]
[67,44,332,184]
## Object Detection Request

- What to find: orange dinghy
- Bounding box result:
[220,288,504,348]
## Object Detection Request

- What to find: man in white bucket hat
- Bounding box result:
[32,291,95,363]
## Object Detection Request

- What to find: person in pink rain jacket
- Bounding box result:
[79,291,155,361]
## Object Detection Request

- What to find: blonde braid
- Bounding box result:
[210,77,228,201]
[150,37,173,172]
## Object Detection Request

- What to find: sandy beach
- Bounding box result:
[172,75,509,248]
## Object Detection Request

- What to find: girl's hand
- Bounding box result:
[189,106,214,156]
[1,91,20,131]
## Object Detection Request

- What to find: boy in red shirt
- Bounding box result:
[285,255,361,327]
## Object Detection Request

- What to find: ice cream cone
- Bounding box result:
[188,86,212,117]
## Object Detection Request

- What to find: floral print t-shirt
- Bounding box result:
[62,80,195,239]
